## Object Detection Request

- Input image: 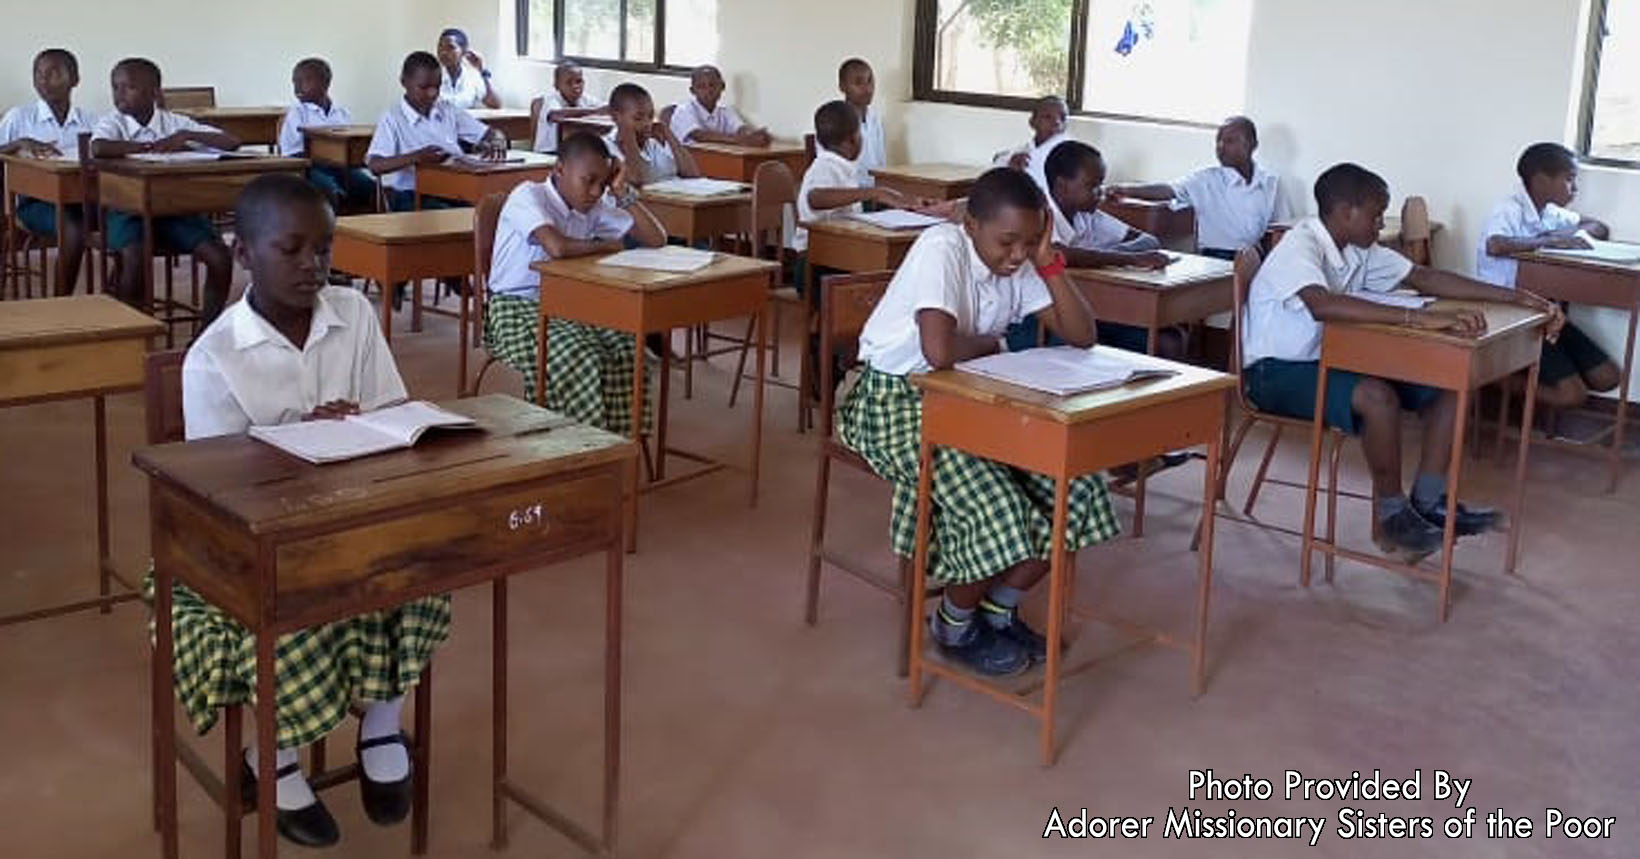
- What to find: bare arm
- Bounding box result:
[0,138,60,157]
[1109,182,1176,201]
[1061,245,1170,271]
[530,223,624,259]
[367,145,447,176]
[92,138,153,157]
[1035,270,1096,348]
[624,201,668,248]
[1297,284,1487,337]
[661,124,702,178]
[916,308,1003,370]
[153,128,241,152]
[1580,216,1611,240]
[1484,232,1590,256]
[807,185,917,212]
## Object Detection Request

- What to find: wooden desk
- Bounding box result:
[869,163,984,201]
[469,109,535,145]
[1266,217,1446,265]
[1515,251,1640,492]
[685,140,807,183]
[302,124,376,169]
[1301,301,1547,621]
[331,209,474,352]
[415,151,555,207]
[802,217,925,278]
[175,107,286,150]
[640,188,751,244]
[0,296,162,627]
[1101,198,1196,248]
[1,154,88,293]
[908,352,1235,765]
[135,394,636,859]
[532,253,779,548]
[558,115,616,145]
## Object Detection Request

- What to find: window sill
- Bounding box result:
[912,90,1219,132]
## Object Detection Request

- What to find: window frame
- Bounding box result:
[515,0,697,76]
[1575,0,1637,168]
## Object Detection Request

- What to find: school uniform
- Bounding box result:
[533,92,602,152]
[1170,163,1287,257]
[838,223,1120,584]
[0,99,94,235]
[484,178,654,433]
[153,286,449,748]
[278,100,375,209]
[855,105,886,186]
[90,108,224,252]
[601,129,679,185]
[366,98,491,211]
[1046,196,1161,353]
[1474,185,1611,385]
[440,65,488,109]
[792,147,861,253]
[1241,216,1440,432]
[993,132,1066,191]
[668,97,745,143]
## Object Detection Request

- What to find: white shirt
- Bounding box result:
[668,97,745,143]
[488,178,633,298]
[1049,197,1132,250]
[793,148,862,252]
[1241,216,1413,366]
[1474,184,1583,288]
[532,92,602,152]
[858,222,1053,376]
[182,286,406,440]
[91,107,218,144]
[856,105,886,186]
[0,100,94,158]
[367,98,491,192]
[993,132,1066,191]
[1171,163,1287,252]
[441,65,488,109]
[601,129,679,185]
[277,100,353,157]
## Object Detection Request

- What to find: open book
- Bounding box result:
[248,401,479,464]
[847,209,946,230]
[452,152,528,167]
[643,177,748,197]
[596,246,716,273]
[128,151,222,163]
[1538,232,1640,265]
[955,347,1178,397]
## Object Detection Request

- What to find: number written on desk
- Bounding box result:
[508,503,546,531]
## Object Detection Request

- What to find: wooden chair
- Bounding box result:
[1397,195,1433,266]
[803,271,920,675]
[160,86,216,110]
[144,349,435,855]
[462,192,507,397]
[528,96,544,151]
[727,160,803,417]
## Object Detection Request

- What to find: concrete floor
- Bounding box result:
[2,283,1637,858]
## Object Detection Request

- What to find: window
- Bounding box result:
[1581,0,1640,163]
[516,0,719,72]
[914,0,1253,125]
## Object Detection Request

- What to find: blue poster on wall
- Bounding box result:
[1114,2,1157,56]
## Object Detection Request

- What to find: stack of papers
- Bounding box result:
[128,151,222,163]
[453,153,527,167]
[644,177,748,197]
[1539,233,1640,264]
[596,246,717,273]
[847,209,946,230]
[1355,291,1435,309]
[248,401,479,464]
[955,347,1178,397]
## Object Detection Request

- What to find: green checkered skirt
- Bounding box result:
[143,572,450,749]
[838,366,1120,585]
[484,293,654,435]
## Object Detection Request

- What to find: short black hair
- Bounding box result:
[838,57,871,83]
[1044,140,1103,186]
[401,51,440,79]
[35,48,78,79]
[235,173,331,242]
[1517,142,1577,184]
[813,100,860,150]
[559,131,613,166]
[293,57,332,86]
[113,57,161,88]
[439,27,469,48]
[967,167,1047,222]
[690,64,722,86]
[553,61,581,84]
[1034,94,1067,113]
[1221,115,1257,144]
[609,82,651,113]
[1313,163,1390,217]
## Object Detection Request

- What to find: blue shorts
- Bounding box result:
[306,165,377,208]
[15,197,82,236]
[383,188,465,213]
[1003,316,1152,353]
[1244,358,1442,434]
[104,212,218,253]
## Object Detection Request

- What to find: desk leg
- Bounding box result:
[602,538,624,850]
[1507,359,1542,576]
[152,555,179,859]
[1608,307,1637,494]
[1130,325,1163,539]
[656,334,671,481]
[750,305,767,507]
[458,282,472,396]
[255,631,278,859]
[380,277,395,344]
[1041,476,1070,767]
[1436,387,1471,622]
[491,577,509,849]
[627,340,645,553]
[411,281,424,333]
[1300,363,1331,587]
[907,440,935,709]
[94,396,112,613]
[412,663,432,854]
[54,199,68,295]
[143,214,166,349]
[1193,408,1222,696]
[535,312,550,407]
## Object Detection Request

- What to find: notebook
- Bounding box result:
[1354,291,1435,309]
[248,401,479,464]
[643,177,749,197]
[955,347,1178,397]
[452,153,528,167]
[847,209,946,230]
[596,246,717,273]
[1538,233,1640,265]
[128,151,222,163]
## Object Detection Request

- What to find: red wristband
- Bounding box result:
[1035,251,1067,279]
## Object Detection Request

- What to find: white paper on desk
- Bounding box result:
[643,177,748,197]
[956,347,1178,397]
[451,153,527,167]
[247,401,477,464]
[127,151,222,163]
[596,246,716,272]
[1353,291,1435,309]
[846,209,945,230]
[1538,232,1640,264]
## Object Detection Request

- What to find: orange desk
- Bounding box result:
[175,106,286,149]
[802,218,925,280]
[302,124,376,169]
[415,152,555,207]
[640,189,751,245]
[1,153,88,294]
[869,163,983,202]
[331,209,475,354]
[685,141,807,183]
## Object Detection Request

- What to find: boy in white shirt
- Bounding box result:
[91,57,239,324]
[669,64,771,147]
[1111,116,1289,260]
[532,62,606,153]
[1242,163,1558,560]
[604,82,700,186]
[838,58,885,186]
[279,58,374,213]
[366,51,507,213]
[485,133,667,431]
[1475,142,1620,411]
[0,48,94,295]
[435,27,500,109]
[993,95,1067,190]
[839,168,1117,677]
[163,174,447,848]
[793,101,921,258]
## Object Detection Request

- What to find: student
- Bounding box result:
[1475,142,1620,411]
[604,82,700,186]
[839,168,1117,676]
[278,58,374,212]
[0,48,93,296]
[532,61,605,153]
[793,100,923,257]
[164,174,447,848]
[1109,116,1288,260]
[435,27,501,109]
[91,57,237,324]
[668,64,771,147]
[366,51,507,213]
[1242,163,1561,560]
[838,57,885,185]
[993,94,1067,188]
[484,132,667,430]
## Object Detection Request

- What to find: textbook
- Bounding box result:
[956,346,1177,397]
[643,177,748,197]
[248,401,479,464]
[452,153,528,167]
[1354,291,1435,309]
[128,151,221,163]
[1538,233,1640,265]
[847,209,946,230]
[596,246,716,273]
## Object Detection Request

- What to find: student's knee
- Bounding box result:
[1584,361,1621,394]
[1540,375,1588,410]
[1351,377,1399,420]
[195,239,232,273]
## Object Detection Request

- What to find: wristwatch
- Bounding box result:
[614,187,640,209]
[480,69,493,80]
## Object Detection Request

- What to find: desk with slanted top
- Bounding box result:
[469,109,535,146]
[802,217,926,279]
[685,140,807,183]
[869,163,983,202]
[302,124,377,170]
[640,187,752,245]
[331,209,475,355]
[175,107,287,150]
[415,152,555,207]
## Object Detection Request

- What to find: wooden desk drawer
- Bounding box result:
[0,336,147,403]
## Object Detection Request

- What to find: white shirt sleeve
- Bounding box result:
[353,309,409,410]
[452,106,491,146]
[1541,203,1582,232]
[1261,235,1336,309]
[1170,167,1213,207]
[1355,246,1415,294]
[0,107,19,145]
[904,237,968,322]
[90,112,127,142]
[1017,269,1053,319]
[277,106,304,156]
[365,113,400,160]
[593,200,635,241]
[175,113,218,135]
[721,105,746,133]
[669,103,702,142]
[181,348,254,440]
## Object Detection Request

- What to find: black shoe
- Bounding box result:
[981,604,1047,663]
[391,283,406,313]
[357,733,413,826]
[1372,505,1443,563]
[930,614,1030,677]
[1414,495,1502,537]
[239,753,341,848]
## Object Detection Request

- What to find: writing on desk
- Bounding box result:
[508,503,545,531]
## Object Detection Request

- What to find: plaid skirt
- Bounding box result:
[484,293,654,436]
[838,366,1120,585]
[143,571,450,749]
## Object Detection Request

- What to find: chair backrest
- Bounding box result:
[1398,195,1432,265]
[803,133,816,164]
[749,160,796,266]
[161,87,215,110]
[1229,245,1264,412]
[528,96,544,147]
[817,270,893,438]
[145,349,188,445]
[472,191,507,333]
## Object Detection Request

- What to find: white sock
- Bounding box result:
[245,745,318,811]
[359,696,409,782]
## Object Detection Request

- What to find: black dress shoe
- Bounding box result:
[357,732,413,826]
[239,754,341,848]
